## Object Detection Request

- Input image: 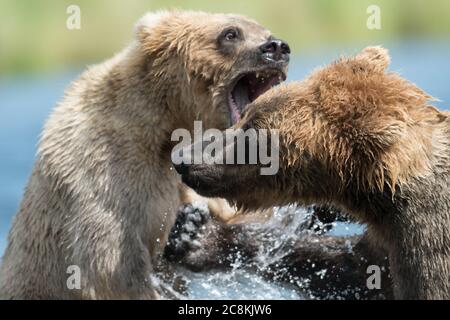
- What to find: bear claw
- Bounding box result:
[164,203,210,262]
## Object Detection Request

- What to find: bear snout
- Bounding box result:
[259,38,291,63]
[173,161,190,175]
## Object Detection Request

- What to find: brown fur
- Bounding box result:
[176,47,450,299]
[0,11,288,299]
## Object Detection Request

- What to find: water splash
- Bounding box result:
[157,205,365,300]
[184,269,303,300]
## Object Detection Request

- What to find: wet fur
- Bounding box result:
[0,11,282,299]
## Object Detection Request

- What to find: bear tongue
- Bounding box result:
[229,101,241,125]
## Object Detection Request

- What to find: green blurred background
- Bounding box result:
[1,0,450,74]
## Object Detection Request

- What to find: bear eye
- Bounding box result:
[220,28,241,42]
[224,29,238,41]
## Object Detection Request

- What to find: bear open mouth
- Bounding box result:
[228,69,286,125]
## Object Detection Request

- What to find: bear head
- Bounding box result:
[173,46,447,212]
[135,11,290,130]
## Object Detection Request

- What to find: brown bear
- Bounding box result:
[0,10,290,299]
[174,47,450,299]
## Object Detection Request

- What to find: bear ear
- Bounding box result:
[134,11,173,53]
[355,46,391,72]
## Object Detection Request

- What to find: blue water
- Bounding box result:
[1,42,449,258]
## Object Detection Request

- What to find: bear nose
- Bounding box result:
[173,161,189,175]
[260,39,291,62]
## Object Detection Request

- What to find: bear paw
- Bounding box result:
[164,202,210,262]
